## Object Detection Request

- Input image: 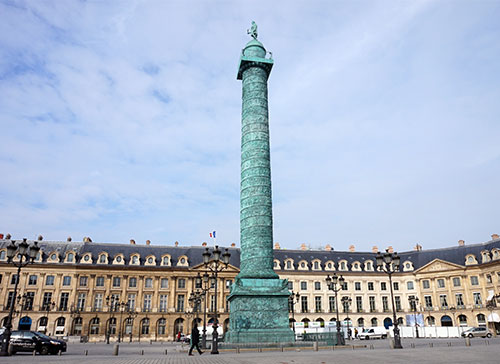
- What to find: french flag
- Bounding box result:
[209,231,216,238]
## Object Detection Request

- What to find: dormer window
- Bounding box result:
[301,262,305,268]
[51,253,57,260]
[163,256,169,265]
[132,256,139,264]
[99,255,106,263]
[67,253,74,262]
[314,261,319,270]
[0,250,6,260]
[83,255,90,262]
[340,262,346,270]
[147,257,153,264]
[116,256,122,263]
[286,261,292,269]
[180,258,186,264]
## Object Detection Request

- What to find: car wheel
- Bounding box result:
[486,333,492,338]
[365,336,370,340]
[382,335,387,339]
[468,334,473,338]
[40,346,50,355]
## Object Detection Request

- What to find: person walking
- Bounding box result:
[188,326,203,356]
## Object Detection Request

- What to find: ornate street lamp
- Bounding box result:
[326,273,345,345]
[408,296,420,338]
[189,290,204,329]
[376,249,403,349]
[105,295,116,344]
[202,246,230,354]
[288,291,300,334]
[195,272,211,349]
[116,302,127,343]
[0,238,40,356]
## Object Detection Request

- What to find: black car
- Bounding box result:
[9,331,67,355]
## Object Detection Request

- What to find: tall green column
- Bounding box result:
[226,23,294,344]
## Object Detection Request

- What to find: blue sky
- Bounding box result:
[1,0,499,252]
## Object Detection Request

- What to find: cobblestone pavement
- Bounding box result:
[0,338,498,364]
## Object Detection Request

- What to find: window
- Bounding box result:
[23,292,35,310]
[10,274,18,285]
[341,282,348,290]
[210,295,216,312]
[273,261,278,268]
[470,276,479,286]
[439,294,448,308]
[161,278,169,289]
[180,257,186,264]
[342,297,350,312]
[158,318,166,335]
[356,296,363,312]
[145,278,153,288]
[288,281,293,290]
[329,296,336,312]
[159,295,168,312]
[90,318,100,334]
[368,282,374,291]
[50,253,57,261]
[131,256,139,264]
[226,280,232,289]
[141,318,150,334]
[62,276,71,286]
[394,296,401,311]
[437,279,445,288]
[486,274,492,283]
[340,262,346,270]
[127,294,136,310]
[315,296,322,312]
[314,282,321,290]
[59,292,69,311]
[424,295,433,308]
[178,278,186,289]
[96,276,105,287]
[355,282,361,291]
[393,282,399,291]
[28,275,37,285]
[473,292,482,305]
[112,277,121,287]
[380,282,387,291]
[67,253,74,262]
[129,277,137,288]
[116,256,122,263]
[369,296,376,312]
[327,262,332,269]
[452,277,461,287]
[382,296,389,312]
[177,294,185,312]
[422,280,430,289]
[6,292,15,309]
[366,261,372,270]
[407,281,414,290]
[0,251,5,260]
[301,296,308,313]
[143,294,152,312]
[94,293,103,311]
[77,293,86,310]
[300,281,307,290]
[162,256,169,265]
[286,261,292,269]
[79,276,88,287]
[42,292,53,310]
[99,254,106,263]
[313,261,319,270]
[456,293,464,307]
[300,262,306,268]
[147,257,153,264]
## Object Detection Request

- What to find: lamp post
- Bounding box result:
[341,296,352,340]
[449,306,457,327]
[16,293,28,329]
[126,308,138,343]
[288,291,300,335]
[376,249,403,349]
[116,302,126,343]
[195,272,210,349]
[189,290,204,330]
[326,273,345,345]
[202,245,230,354]
[0,238,40,356]
[408,296,420,338]
[44,301,56,334]
[105,295,116,344]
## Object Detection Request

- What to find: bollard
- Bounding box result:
[33,350,36,356]
[465,337,471,347]
[429,342,433,348]
[85,349,88,356]
[150,340,153,345]
[141,349,144,355]
[370,344,374,350]
[165,349,168,355]
[258,347,262,353]
[280,345,284,352]
[313,342,318,351]
[113,344,119,356]
[58,350,62,356]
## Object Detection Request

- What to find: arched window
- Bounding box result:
[125,317,133,335]
[286,261,292,269]
[99,254,106,263]
[0,250,6,260]
[383,317,393,329]
[371,317,378,327]
[340,262,346,270]
[314,261,319,270]
[90,318,100,334]
[174,318,184,337]
[157,318,166,335]
[397,317,404,325]
[162,256,170,265]
[357,318,364,327]
[427,316,436,326]
[39,317,48,327]
[141,318,150,335]
[477,314,486,326]
[458,315,467,326]
[73,317,83,335]
[67,253,74,262]
[108,317,117,334]
[441,315,452,327]
[132,256,139,264]
[301,318,310,328]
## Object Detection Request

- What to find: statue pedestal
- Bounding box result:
[225,277,295,343]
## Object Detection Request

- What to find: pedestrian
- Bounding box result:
[177,331,181,342]
[354,328,358,339]
[188,326,203,356]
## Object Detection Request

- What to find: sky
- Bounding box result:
[1,0,499,252]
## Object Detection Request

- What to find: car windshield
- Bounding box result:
[35,332,52,340]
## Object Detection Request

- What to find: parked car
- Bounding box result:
[461,327,492,338]
[359,327,388,340]
[9,331,67,355]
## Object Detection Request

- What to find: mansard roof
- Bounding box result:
[0,236,498,271]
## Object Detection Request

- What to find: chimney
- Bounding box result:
[175,241,179,247]
[130,239,136,245]
[349,244,355,252]
[37,235,43,241]
[202,242,207,247]
[414,244,422,251]
[300,243,307,250]
[0,234,4,239]
[83,237,92,243]
[6,233,12,239]
[387,246,394,253]
[231,243,236,247]
[458,240,465,246]
[492,234,499,240]
[146,240,151,246]
[325,244,332,251]
[274,242,280,250]
[67,236,72,242]
[372,246,378,253]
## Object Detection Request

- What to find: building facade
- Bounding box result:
[0,235,499,341]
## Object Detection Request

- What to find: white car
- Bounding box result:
[359,328,388,340]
